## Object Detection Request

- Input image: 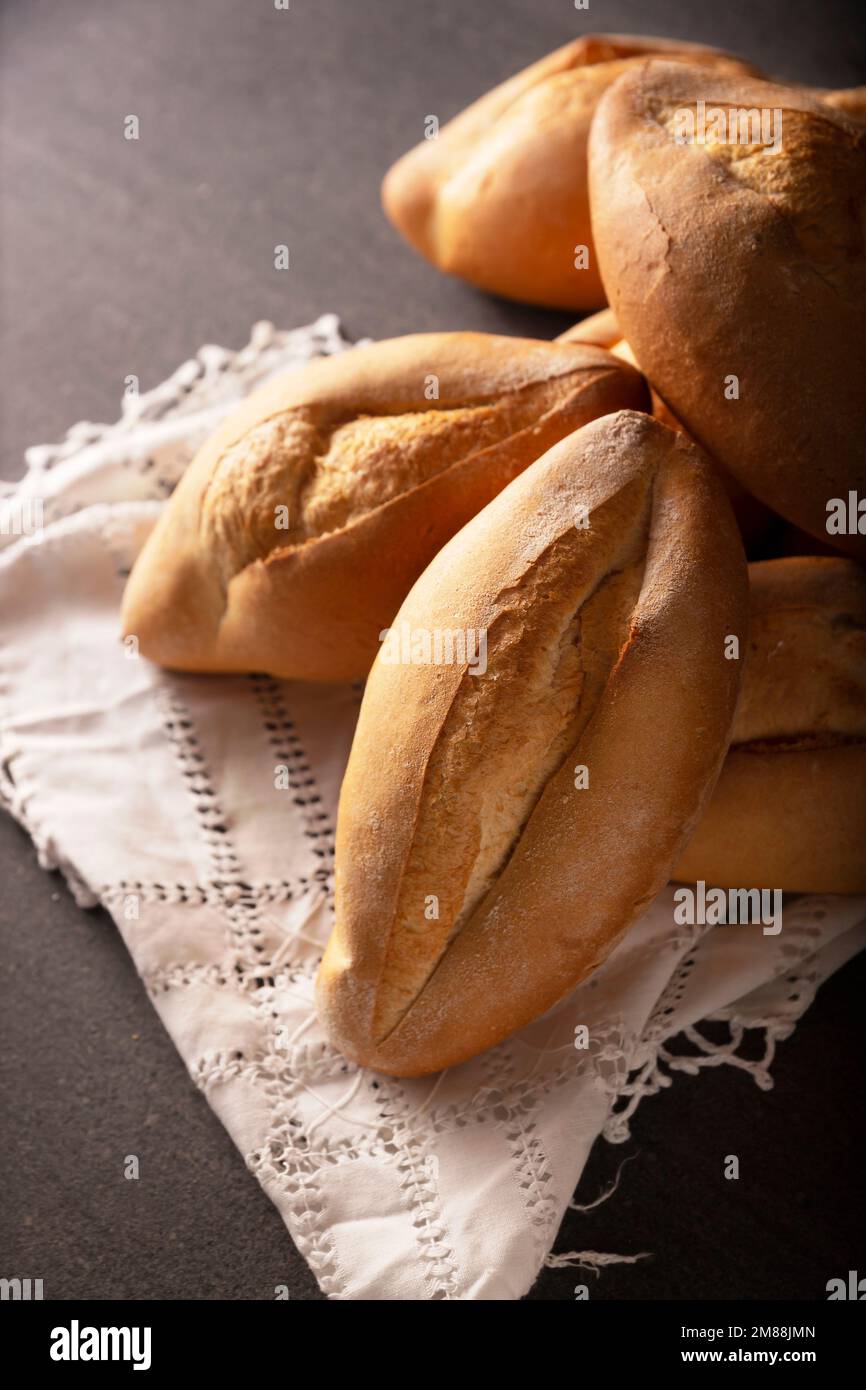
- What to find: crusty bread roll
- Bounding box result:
[675,557,866,892]
[121,333,647,682]
[317,410,748,1075]
[557,311,774,548]
[588,62,866,560]
[382,35,757,310]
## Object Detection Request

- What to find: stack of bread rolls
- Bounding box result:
[123,33,866,1076]
[381,35,759,311]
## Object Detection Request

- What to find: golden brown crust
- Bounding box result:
[120,333,648,682]
[816,86,866,123]
[317,410,748,1075]
[557,312,776,547]
[555,308,623,350]
[673,745,866,893]
[674,557,866,891]
[588,62,866,560]
[558,313,691,430]
[733,558,866,744]
[558,313,660,387]
[382,36,758,310]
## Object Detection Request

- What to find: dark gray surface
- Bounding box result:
[1,0,864,1301]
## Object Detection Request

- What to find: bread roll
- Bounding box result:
[317,410,748,1076]
[121,333,647,682]
[589,62,866,560]
[675,557,866,892]
[382,36,757,310]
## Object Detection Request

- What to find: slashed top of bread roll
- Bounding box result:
[120,333,647,681]
[382,35,758,310]
[588,62,866,559]
[317,410,748,1075]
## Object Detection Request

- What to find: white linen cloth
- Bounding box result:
[1,316,863,1301]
